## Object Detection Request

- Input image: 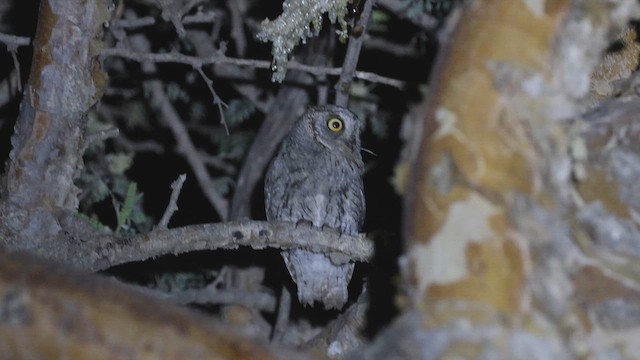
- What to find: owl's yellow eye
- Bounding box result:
[327,118,344,132]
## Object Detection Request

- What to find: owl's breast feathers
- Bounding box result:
[265,142,364,235]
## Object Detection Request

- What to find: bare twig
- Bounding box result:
[140,282,277,312]
[115,135,165,154]
[128,34,229,219]
[157,174,187,229]
[228,1,247,56]
[86,126,120,145]
[271,285,292,343]
[335,0,375,106]
[154,0,206,37]
[377,0,439,31]
[364,34,422,58]
[147,80,229,219]
[0,32,31,49]
[0,69,20,106]
[101,47,405,89]
[9,50,22,92]
[199,151,237,175]
[187,30,272,113]
[196,67,229,134]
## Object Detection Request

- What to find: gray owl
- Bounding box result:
[265,105,365,310]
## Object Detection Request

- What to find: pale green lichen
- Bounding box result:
[257,0,351,82]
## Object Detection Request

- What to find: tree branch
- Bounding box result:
[0,250,309,360]
[140,283,277,312]
[157,174,187,229]
[0,32,30,50]
[377,0,439,31]
[127,34,230,220]
[47,219,374,272]
[109,11,218,30]
[101,47,405,89]
[123,220,371,270]
[335,0,374,106]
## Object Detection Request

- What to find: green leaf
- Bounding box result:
[117,182,140,231]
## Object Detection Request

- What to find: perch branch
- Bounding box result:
[61,220,374,272]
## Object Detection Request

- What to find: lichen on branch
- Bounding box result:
[256,0,351,82]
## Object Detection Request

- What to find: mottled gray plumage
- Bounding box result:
[265,105,365,310]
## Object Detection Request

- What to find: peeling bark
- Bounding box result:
[398,0,639,358]
[0,251,315,360]
[2,0,109,250]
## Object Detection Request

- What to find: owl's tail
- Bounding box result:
[282,249,354,310]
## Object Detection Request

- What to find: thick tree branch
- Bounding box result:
[2,0,110,251]
[0,251,312,360]
[398,0,639,358]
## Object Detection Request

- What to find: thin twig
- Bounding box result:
[271,285,291,343]
[196,67,229,134]
[101,47,405,89]
[377,0,439,31]
[199,151,237,175]
[228,1,247,56]
[0,69,20,107]
[128,34,229,219]
[9,51,22,92]
[147,80,229,219]
[335,0,375,106]
[0,32,31,50]
[139,283,277,311]
[157,174,187,229]
[86,127,120,146]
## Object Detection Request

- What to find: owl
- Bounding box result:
[265,105,365,310]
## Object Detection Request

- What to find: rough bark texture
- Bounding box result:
[396,0,640,358]
[0,250,315,360]
[4,0,640,358]
[2,0,108,251]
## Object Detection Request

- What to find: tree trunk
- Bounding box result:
[390,0,640,358]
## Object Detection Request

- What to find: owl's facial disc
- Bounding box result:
[313,113,359,157]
